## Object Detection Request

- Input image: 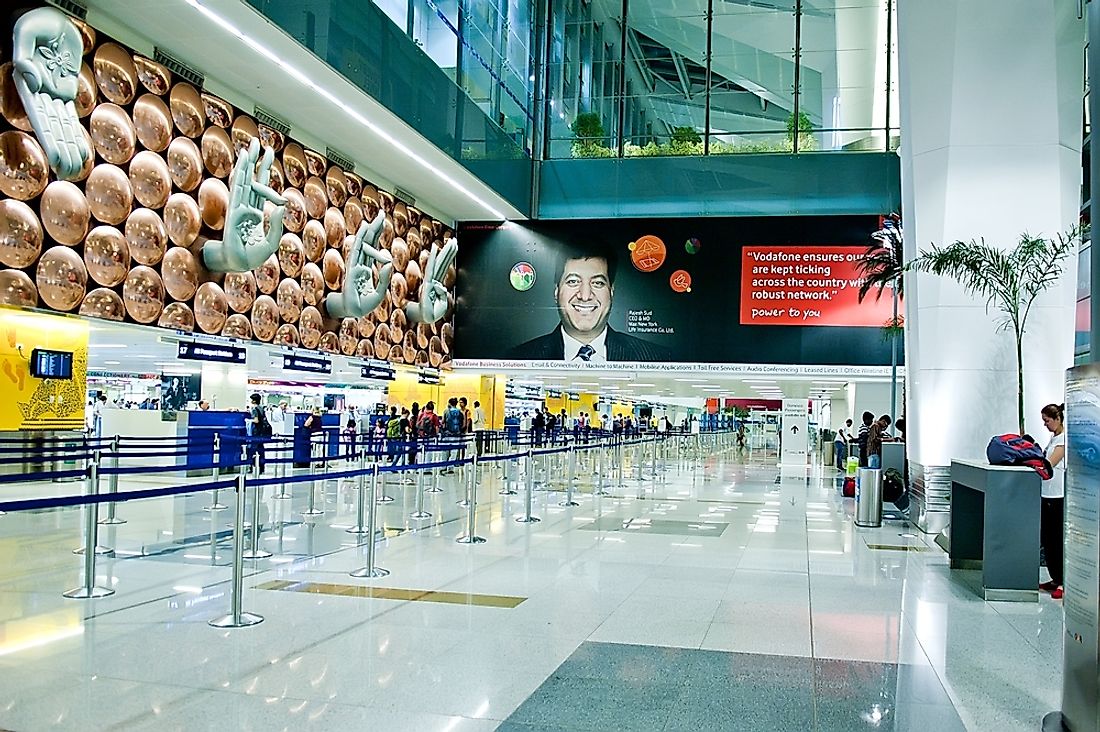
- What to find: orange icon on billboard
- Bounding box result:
[628,235,666,272]
[670,269,692,293]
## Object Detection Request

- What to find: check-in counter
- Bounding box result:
[950,459,1042,601]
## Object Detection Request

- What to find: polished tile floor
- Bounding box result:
[0,441,1065,730]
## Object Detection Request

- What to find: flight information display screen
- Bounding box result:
[30,349,74,379]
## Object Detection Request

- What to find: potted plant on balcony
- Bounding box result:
[570,113,613,158]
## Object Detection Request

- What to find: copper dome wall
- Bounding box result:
[0,13,455,368]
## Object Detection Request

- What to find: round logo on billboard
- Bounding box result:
[670,269,692,293]
[629,235,666,272]
[510,261,536,291]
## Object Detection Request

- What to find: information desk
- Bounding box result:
[950,459,1042,602]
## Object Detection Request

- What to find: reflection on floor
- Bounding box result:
[0,444,1064,731]
[501,641,966,731]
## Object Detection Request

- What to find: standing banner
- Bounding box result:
[781,399,809,465]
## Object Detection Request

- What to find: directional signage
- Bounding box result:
[361,363,396,380]
[177,341,246,363]
[418,369,441,385]
[282,354,331,374]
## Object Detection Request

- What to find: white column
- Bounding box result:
[898,1,1083,531]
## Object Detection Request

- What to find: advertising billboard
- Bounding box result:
[455,216,900,368]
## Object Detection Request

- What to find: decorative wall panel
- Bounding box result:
[0,8,455,368]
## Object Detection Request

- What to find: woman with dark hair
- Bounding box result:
[1040,402,1066,599]
[406,401,420,482]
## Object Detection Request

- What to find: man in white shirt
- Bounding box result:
[506,246,670,362]
[270,400,295,438]
[472,400,487,455]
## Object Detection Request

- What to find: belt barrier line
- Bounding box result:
[0,468,85,484]
[0,476,239,513]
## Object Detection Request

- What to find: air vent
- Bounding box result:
[46,0,87,19]
[393,186,417,207]
[254,107,291,135]
[325,147,355,173]
[154,48,203,87]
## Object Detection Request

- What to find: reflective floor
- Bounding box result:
[0,444,1064,731]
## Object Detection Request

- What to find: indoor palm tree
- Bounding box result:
[857,213,904,421]
[906,227,1082,435]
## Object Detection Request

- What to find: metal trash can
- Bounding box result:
[855,468,883,528]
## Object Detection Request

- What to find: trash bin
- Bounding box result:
[823,442,835,467]
[855,468,883,528]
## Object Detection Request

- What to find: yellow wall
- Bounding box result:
[0,310,88,431]
[386,372,506,429]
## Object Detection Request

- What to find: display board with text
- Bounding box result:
[455,217,900,367]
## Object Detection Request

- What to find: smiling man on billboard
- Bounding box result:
[507,243,668,362]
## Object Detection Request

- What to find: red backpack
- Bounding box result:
[986,434,1053,479]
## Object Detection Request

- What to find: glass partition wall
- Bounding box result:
[359,0,897,160]
[541,0,898,158]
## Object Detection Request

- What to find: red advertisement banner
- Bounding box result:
[740,246,896,327]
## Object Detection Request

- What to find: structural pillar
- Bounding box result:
[897,1,1084,533]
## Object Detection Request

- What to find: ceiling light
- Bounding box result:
[103,361,121,365]
[184,0,507,220]
[743,379,776,383]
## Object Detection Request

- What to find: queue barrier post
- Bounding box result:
[273,438,292,500]
[243,452,272,559]
[347,450,369,534]
[457,454,486,544]
[410,463,431,520]
[204,433,228,511]
[63,459,115,599]
[516,448,540,523]
[376,448,395,504]
[100,435,125,525]
[302,436,324,516]
[560,445,579,507]
[596,440,610,496]
[351,469,390,577]
[209,474,264,628]
[427,451,443,493]
[499,453,517,496]
[73,451,113,556]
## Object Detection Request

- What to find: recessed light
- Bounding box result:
[103,361,121,365]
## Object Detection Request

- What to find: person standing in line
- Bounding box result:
[385,406,402,465]
[546,408,557,445]
[441,397,463,472]
[867,414,892,469]
[472,400,486,456]
[406,402,421,482]
[834,418,852,470]
[1040,403,1066,599]
[857,411,874,466]
[91,393,107,439]
[532,408,545,446]
[520,410,532,445]
[247,393,271,473]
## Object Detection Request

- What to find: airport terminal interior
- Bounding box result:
[0,1,1093,730]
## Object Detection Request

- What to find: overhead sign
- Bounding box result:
[360,363,396,380]
[418,369,441,385]
[282,354,331,374]
[177,341,246,363]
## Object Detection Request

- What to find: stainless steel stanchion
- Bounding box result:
[559,446,579,507]
[616,441,625,488]
[457,455,486,543]
[99,435,125,525]
[410,465,431,520]
[73,451,112,556]
[516,449,540,523]
[427,449,443,493]
[64,459,115,599]
[204,433,228,511]
[351,469,390,577]
[242,454,272,560]
[347,451,369,534]
[302,437,324,516]
[499,455,518,495]
[595,442,610,496]
[650,437,659,478]
[376,449,395,504]
[273,438,292,500]
[209,474,264,628]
